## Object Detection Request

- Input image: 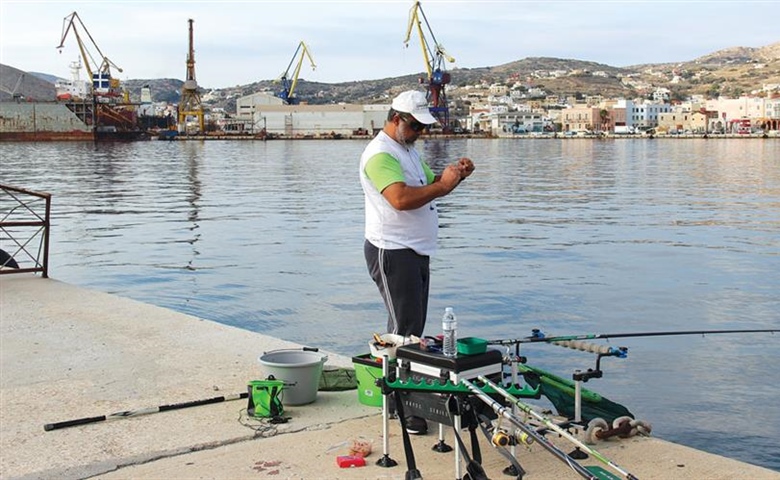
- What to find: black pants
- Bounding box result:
[364,240,430,337]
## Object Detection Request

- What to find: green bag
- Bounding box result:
[247,377,285,418]
[318,367,358,391]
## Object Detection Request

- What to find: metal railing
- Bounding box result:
[0,184,51,277]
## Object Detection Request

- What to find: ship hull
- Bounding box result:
[0,101,148,142]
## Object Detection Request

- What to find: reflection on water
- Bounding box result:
[1,138,778,471]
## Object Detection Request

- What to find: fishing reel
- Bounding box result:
[491,427,533,448]
[491,429,511,447]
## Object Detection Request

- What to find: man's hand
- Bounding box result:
[440,164,462,191]
[455,157,475,180]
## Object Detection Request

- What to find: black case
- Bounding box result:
[394,344,504,425]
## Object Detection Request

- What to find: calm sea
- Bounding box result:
[1,138,779,471]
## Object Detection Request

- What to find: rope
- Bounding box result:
[237,408,284,437]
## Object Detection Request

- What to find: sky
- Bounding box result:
[1,0,778,90]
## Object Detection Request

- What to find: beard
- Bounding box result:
[394,128,416,146]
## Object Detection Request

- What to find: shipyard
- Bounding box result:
[1,5,779,141]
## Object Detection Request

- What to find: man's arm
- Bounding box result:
[365,153,473,211]
[382,164,461,211]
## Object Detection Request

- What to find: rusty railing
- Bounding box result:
[0,184,51,277]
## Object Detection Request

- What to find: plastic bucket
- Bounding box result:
[258,348,328,405]
[368,334,420,360]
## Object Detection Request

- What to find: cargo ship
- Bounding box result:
[0,100,148,142]
[1,46,148,142]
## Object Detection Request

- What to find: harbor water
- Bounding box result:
[1,138,778,471]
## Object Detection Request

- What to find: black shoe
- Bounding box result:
[405,416,428,435]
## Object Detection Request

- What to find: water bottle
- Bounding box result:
[442,307,458,357]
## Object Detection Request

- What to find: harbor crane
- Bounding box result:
[178,18,205,133]
[276,41,316,105]
[56,11,123,100]
[403,0,455,129]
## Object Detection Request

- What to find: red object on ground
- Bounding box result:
[336,455,366,468]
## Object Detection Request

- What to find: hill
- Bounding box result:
[147,41,779,111]
[0,64,56,102]
[5,41,779,112]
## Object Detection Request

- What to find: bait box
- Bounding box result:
[456,337,488,355]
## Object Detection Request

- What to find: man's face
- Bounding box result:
[395,113,425,145]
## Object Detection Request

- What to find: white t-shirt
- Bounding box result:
[359,131,438,256]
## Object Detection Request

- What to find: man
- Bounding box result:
[359,90,474,434]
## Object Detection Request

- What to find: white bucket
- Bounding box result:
[368,334,420,360]
[257,348,328,405]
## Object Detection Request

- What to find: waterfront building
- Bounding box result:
[232,90,390,137]
[609,106,628,134]
[630,101,671,130]
[236,91,285,119]
[493,112,546,135]
[560,105,604,133]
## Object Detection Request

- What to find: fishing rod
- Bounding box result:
[460,378,602,480]
[478,375,638,480]
[488,328,779,346]
[44,391,248,431]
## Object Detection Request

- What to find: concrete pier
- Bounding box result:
[2,275,778,479]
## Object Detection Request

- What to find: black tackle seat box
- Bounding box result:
[394,343,503,426]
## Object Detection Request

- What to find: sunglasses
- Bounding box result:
[399,114,427,132]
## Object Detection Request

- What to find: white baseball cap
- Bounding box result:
[391,90,438,125]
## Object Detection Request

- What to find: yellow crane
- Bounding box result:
[404,0,455,128]
[178,18,204,134]
[56,11,123,100]
[276,41,316,105]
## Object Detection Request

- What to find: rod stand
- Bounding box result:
[378,353,398,468]
[432,423,453,452]
[572,366,603,384]
[502,464,522,477]
[568,446,588,459]
[376,454,398,468]
[572,352,613,425]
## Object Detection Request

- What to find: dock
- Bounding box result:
[2,274,778,479]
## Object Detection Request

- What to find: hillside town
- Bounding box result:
[200,70,780,138]
[3,58,779,141]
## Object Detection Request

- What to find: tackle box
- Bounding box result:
[393,343,504,425]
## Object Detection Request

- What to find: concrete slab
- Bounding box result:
[2,275,779,480]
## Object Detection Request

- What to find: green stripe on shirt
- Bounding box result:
[364,152,434,192]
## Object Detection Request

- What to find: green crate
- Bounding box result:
[456,337,488,355]
[352,354,387,407]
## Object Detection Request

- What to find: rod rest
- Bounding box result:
[382,377,540,399]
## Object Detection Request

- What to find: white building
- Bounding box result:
[235,92,285,119]
[232,91,392,136]
[630,101,671,129]
[493,112,546,135]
